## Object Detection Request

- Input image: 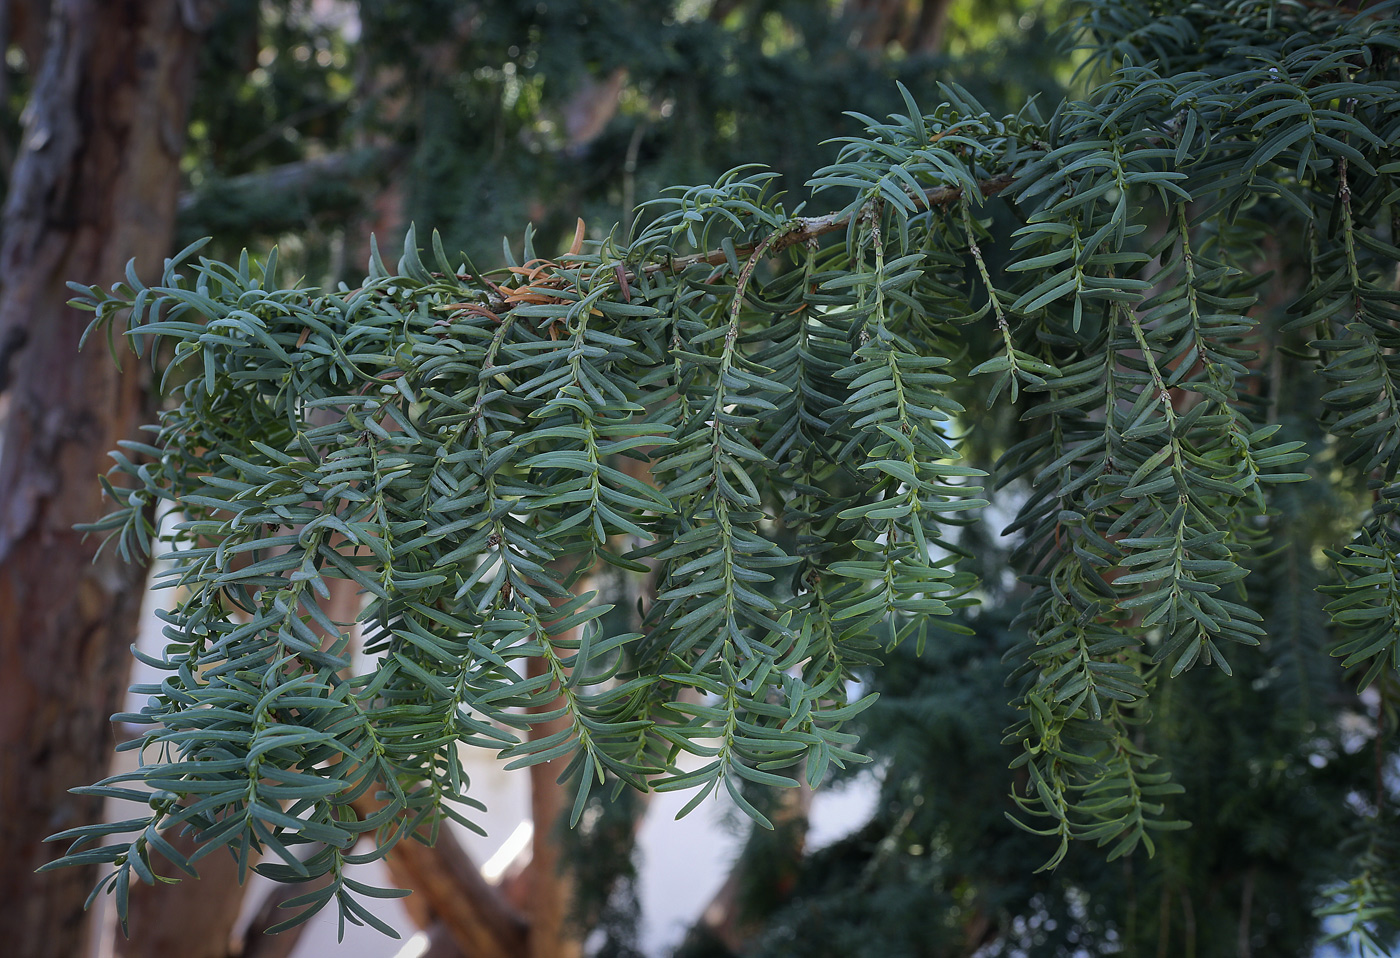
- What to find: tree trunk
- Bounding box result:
[525,628,588,958]
[0,2,210,956]
[110,825,247,958]
[350,792,529,958]
[686,777,813,954]
[843,0,953,53]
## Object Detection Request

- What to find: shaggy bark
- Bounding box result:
[0,4,211,955]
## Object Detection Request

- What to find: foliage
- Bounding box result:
[734,544,1380,957]
[176,0,1064,276]
[44,0,1400,952]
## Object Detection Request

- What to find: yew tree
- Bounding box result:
[48,0,1400,952]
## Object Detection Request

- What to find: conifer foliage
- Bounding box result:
[49,0,1400,948]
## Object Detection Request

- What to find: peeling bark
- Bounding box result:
[0,2,208,956]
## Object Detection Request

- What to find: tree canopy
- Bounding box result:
[46,1,1400,954]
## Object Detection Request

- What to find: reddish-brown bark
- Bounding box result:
[525,651,586,958]
[0,3,211,955]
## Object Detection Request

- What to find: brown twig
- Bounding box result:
[643,172,1016,276]
[460,175,1016,328]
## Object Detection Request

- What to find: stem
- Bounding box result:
[645,173,1015,276]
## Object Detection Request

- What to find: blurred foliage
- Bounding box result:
[178,0,1065,277]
